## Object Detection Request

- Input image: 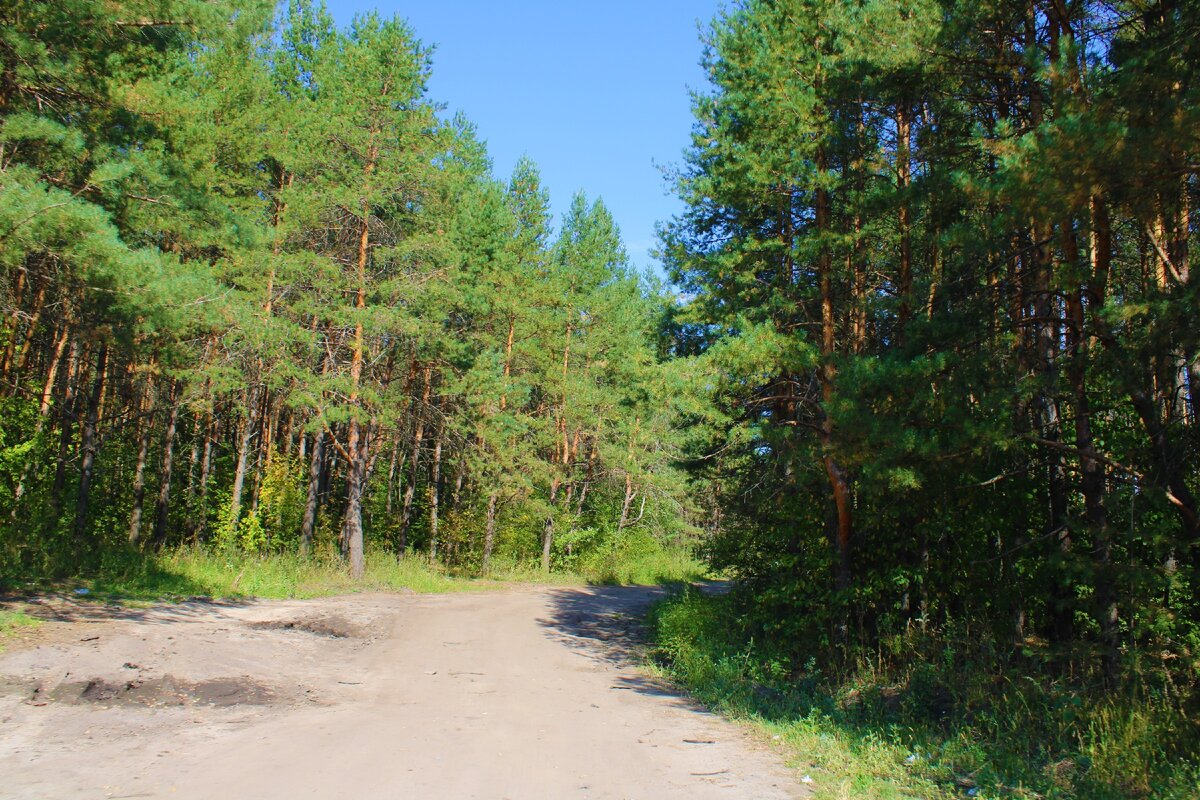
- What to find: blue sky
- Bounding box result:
[325,1,720,275]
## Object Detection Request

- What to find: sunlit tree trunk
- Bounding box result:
[428,416,443,560]
[341,145,377,580]
[228,384,260,532]
[399,365,433,553]
[11,323,70,515]
[483,490,499,572]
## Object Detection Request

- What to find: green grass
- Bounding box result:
[0,540,707,603]
[576,543,709,586]
[76,547,531,600]
[645,588,1200,800]
[0,609,40,651]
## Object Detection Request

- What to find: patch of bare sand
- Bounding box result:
[0,587,806,799]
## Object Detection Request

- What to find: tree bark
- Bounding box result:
[428,417,443,560]
[10,322,69,515]
[449,457,466,511]
[73,343,108,543]
[300,427,324,555]
[51,336,82,507]
[342,424,366,578]
[228,384,260,531]
[617,473,638,532]
[543,312,573,571]
[385,432,401,515]
[338,131,378,578]
[151,387,180,548]
[1066,220,1117,681]
[12,275,47,376]
[0,266,27,382]
[1034,221,1073,647]
[248,389,273,516]
[193,409,214,542]
[127,372,156,546]
[816,145,853,619]
[896,102,913,333]
[500,313,515,412]
[542,478,560,573]
[399,365,433,552]
[483,490,499,572]
[183,411,203,541]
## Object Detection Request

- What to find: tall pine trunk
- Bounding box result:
[428,418,443,560]
[342,425,366,578]
[152,388,180,548]
[816,145,853,631]
[895,102,913,332]
[399,365,432,552]
[228,384,260,531]
[51,337,82,505]
[0,266,27,382]
[73,343,108,543]
[11,323,70,515]
[483,490,499,573]
[127,373,156,546]
[340,144,376,579]
[301,427,324,555]
[542,479,560,573]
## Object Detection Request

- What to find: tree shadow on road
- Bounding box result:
[2,594,255,628]
[537,584,715,707]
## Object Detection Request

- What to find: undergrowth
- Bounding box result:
[646,588,1200,800]
[0,541,706,601]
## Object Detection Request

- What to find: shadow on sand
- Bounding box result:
[3,594,255,627]
[537,583,723,707]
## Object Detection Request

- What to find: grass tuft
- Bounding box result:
[0,608,41,651]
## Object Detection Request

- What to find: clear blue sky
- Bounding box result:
[325,1,719,275]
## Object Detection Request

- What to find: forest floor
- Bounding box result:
[0,585,807,799]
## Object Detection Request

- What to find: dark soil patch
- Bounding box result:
[33,675,275,707]
[249,615,360,639]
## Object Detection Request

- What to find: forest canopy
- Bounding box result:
[0,0,695,581]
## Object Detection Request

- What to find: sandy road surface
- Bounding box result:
[0,586,805,799]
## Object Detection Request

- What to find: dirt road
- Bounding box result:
[0,586,804,799]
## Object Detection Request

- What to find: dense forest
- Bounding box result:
[0,0,694,581]
[655,0,1199,796]
[668,0,1199,676]
[666,0,1198,683]
[2,0,1198,795]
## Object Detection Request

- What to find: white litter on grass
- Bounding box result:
[800,775,814,784]
[74,588,90,595]
[904,753,920,765]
